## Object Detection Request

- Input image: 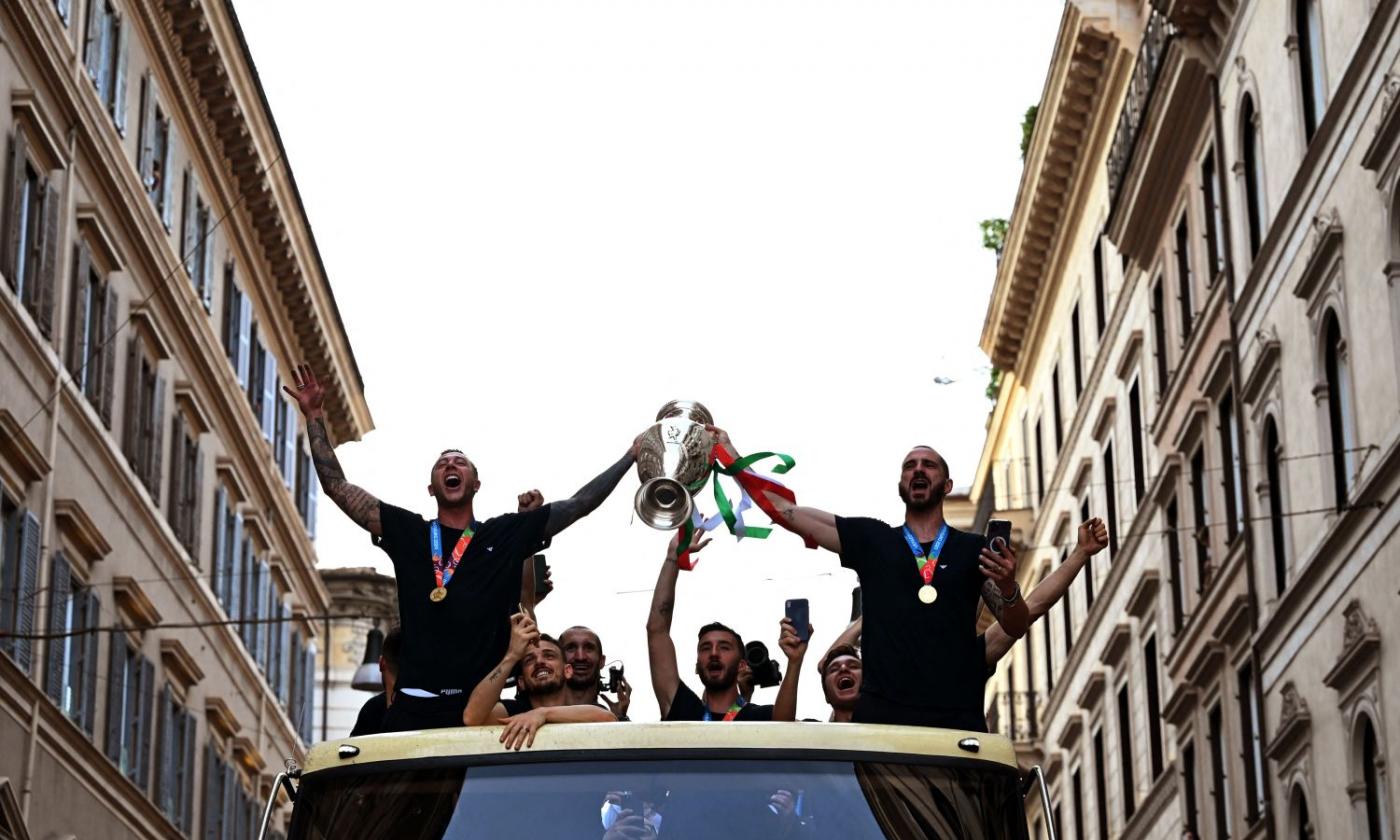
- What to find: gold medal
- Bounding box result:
[918,584,938,604]
[430,586,448,602]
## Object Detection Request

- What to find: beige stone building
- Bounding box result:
[0,0,371,837]
[315,567,395,740]
[977,1,1400,838]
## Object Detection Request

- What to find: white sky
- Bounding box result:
[236,0,1063,722]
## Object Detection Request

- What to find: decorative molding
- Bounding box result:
[128,305,174,361]
[1149,453,1183,505]
[1100,623,1134,667]
[1266,682,1313,762]
[230,735,265,773]
[1116,330,1145,382]
[1077,670,1108,711]
[1185,640,1224,687]
[74,207,124,273]
[0,777,32,840]
[1162,682,1198,727]
[1362,73,1400,178]
[160,639,205,698]
[1219,594,1252,647]
[1171,399,1210,452]
[1092,397,1118,443]
[216,457,250,505]
[1127,569,1161,618]
[112,577,162,629]
[1323,600,1381,694]
[0,409,52,486]
[1199,339,1234,399]
[1291,210,1344,317]
[268,559,293,596]
[174,383,214,436]
[52,498,112,565]
[241,510,269,551]
[205,697,242,741]
[1058,712,1086,751]
[1241,329,1282,407]
[9,89,69,171]
[1071,458,1095,497]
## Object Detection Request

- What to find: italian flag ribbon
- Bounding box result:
[675,444,817,569]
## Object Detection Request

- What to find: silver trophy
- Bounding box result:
[634,400,716,529]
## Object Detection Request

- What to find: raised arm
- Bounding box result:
[985,518,1108,664]
[284,365,382,536]
[824,617,863,662]
[465,613,537,726]
[708,427,842,552]
[543,443,638,539]
[773,618,810,722]
[979,538,1029,639]
[646,532,709,717]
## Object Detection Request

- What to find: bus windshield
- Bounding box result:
[287,757,1029,840]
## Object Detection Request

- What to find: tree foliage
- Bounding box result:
[1020,105,1039,160]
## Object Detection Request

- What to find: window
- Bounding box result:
[247,327,278,441]
[1093,728,1110,840]
[82,0,129,131]
[1143,637,1164,780]
[1151,276,1169,395]
[1241,94,1264,258]
[1292,785,1314,840]
[122,337,165,496]
[1093,235,1108,338]
[1042,580,1055,695]
[104,636,153,787]
[1264,417,1288,594]
[1081,497,1096,609]
[203,745,236,840]
[4,129,59,338]
[1361,717,1388,840]
[295,435,319,538]
[1128,381,1145,504]
[210,486,242,616]
[1202,148,1226,280]
[1035,418,1046,506]
[1051,365,1064,453]
[1175,215,1195,342]
[155,686,197,833]
[1072,768,1087,840]
[136,72,174,227]
[65,243,118,425]
[1296,0,1325,141]
[1103,442,1119,560]
[0,500,41,673]
[1166,498,1186,630]
[167,413,202,559]
[222,266,252,386]
[1208,702,1231,839]
[1117,683,1136,821]
[54,0,72,25]
[1322,310,1355,508]
[1183,742,1200,838]
[275,395,296,488]
[1071,304,1084,396]
[1190,446,1211,590]
[180,169,215,309]
[44,552,100,734]
[1219,391,1244,540]
[1238,664,1265,826]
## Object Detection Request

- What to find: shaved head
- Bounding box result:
[906,446,949,477]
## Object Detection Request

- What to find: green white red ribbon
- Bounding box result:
[675,444,816,568]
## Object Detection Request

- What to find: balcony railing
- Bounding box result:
[1106,9,1178,209]
[986,690,1041,742]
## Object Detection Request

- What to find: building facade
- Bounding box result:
[977,1,1400,838]
[315,567,395,741]
[0,0,371,838]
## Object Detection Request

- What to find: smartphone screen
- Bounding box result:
[532,554,549,596]
[785,598,810,642]
[850,586,863,621]
[986,519,1012,553]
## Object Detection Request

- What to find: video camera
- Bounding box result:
[745,642,782,688]
[598,663,624,694]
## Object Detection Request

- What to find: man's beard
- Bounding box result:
[899,482,946,512]
[522,673,564,697]
[565,666,596,691]
[698,661,739,692]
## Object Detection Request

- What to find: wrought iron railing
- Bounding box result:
[1106,9,1178,208]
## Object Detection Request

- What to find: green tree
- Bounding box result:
[1020,105,1039,160]
[980,218,1008,254]
[985,367,1003,402]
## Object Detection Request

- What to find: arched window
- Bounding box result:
[1360,717,1387,840]
[1242,94,1265,256]
[1291,784,1314,840]
[1264,417,1288,593]
[1322,310,1355,508]
[1296,0,1326,140]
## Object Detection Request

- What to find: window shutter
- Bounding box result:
[112,16,130,131]
[99,284,118,426]
[158,686,175,814]
[307,471,318,539]
[258,561,272,670]
[222,265,237,360]
[12,510,42,672]
[135,656,154,789]
[82,0,101,80]
[286,632,300,722]
[180,711,197,831]
[228,514,243,621]
[237,296,252,388]
[81,590,99,735]
[137,72,156,187]
[200,215,215,311]
[121,337,140,462]
[190,444,204,562]
[202,744,219,840]
[211,487,226,603]
[57,0,72,25]
[104,637,125,763]
[283,399,297,488]
[301,643,317,743]
[159,125,175,229]
[148,375,166,498]
[168,412,185,532]
[261,357,276,440]
[220,760,237,840]
[45,551,72,704]
[66,244,89,374]
[4,129,28,283]
[278,604,291,705]
[181,169,197,278]
[35,179,60,338]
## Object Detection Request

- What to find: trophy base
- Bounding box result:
[635,477,694,530]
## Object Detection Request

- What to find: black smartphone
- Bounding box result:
[986,519,1012,553]
[785,598,810,642]
[850,586,863,621]
[532,554,549,596]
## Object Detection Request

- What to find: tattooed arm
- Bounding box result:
[285,365,382,536]
[979,540,1029,639]
[707,426,843,552]
[465,613,538,726]
[543,449,636,539]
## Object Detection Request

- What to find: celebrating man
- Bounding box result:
[560,625,631,720]
[285,364,640,732]
[711,429,1027,730]
[464,614,615,750]
[646,533,808,721]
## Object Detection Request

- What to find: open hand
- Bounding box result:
[667,530,710,561]
[601,676,631,719]
[281,364,326,418]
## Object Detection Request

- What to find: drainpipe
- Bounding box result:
[1210,71,1276,840]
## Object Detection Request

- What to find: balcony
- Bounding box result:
[1106,9,1176,210]
[986,690,1041,742]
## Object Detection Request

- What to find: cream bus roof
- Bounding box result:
[304,723,1019,776]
